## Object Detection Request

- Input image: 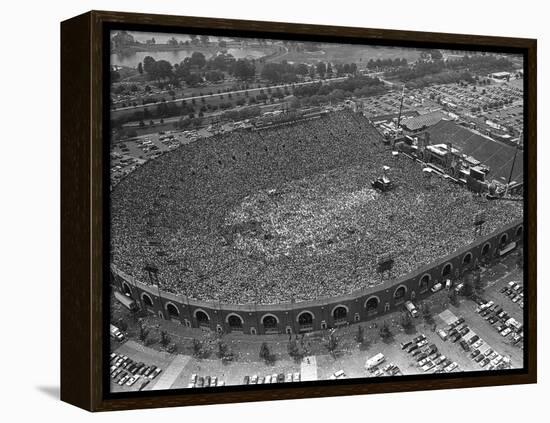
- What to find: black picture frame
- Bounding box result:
[61,10,537,412]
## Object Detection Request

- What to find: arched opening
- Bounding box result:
[419,274,431,293]
[516,226,523,239]
[227,314,243,330]
[500,233,509,247]
[332,306,348,322]
[195,310,210,325]
[166,303,179,318]
[365,297,379,315]
[121,282,132,296]
[262,315,278,330]
[141,293,153,307]
[482,243,491,256]
[463,252,473,265]
[394,285,407,304]
[442,263,452,278]
[297,311,314,331]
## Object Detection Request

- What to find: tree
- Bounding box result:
[216,339,234,363]
[190,52,206,69]
[316,61,327,77]
[143,56,156,75]
[379,320,392,340]
[421,302,433,324]
[192,338,203,357]
[400,311,414,331]
[326,332,339,358]
[160,330,170,347]
[473,269,483,293]
[259,342,275,365]
[355,325,364,344]
[232,59,256,81]
[463,272,475,297]
[449,288,459,306]
[154,60,173,80]
[138,323,149,342]
[287,338,305,362]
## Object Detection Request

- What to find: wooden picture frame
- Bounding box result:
[61,10,536,412]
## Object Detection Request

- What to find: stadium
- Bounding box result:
[110,110,523,335]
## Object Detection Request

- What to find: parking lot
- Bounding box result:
[111,256,524,392]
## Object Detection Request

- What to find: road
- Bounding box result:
[111,76,348,113]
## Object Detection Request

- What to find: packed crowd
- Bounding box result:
[111,110,522,304]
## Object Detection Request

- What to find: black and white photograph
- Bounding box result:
[107,29,527,393]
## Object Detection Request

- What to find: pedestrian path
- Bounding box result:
[300,356,318,381]
[152,355,190,390]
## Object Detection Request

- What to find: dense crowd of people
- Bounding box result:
[111,110,522,305]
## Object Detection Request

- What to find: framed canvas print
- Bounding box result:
[60,10,536,411]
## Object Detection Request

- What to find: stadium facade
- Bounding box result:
[111,219,523,335]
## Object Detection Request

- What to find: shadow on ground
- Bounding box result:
[36,386,59,400]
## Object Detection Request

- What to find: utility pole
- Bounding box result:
[505,130,522,196]
[396,84,406,132]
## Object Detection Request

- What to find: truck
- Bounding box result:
[431,283,443,293]
[365,353,386,371]
[404,301,419,318]
[110,324,124,341]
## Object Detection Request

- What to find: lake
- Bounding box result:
[110,48,266,68]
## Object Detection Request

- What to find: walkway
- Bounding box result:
[152,355,190,390]
[300,355,318,381]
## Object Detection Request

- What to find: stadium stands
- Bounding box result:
[111,111,522,304]
[426,120,523,184]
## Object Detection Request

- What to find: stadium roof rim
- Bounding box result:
[111,218,522,310]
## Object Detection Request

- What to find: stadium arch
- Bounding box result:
[296,310,315,327]
[462,252,473,266]
[331,305,349,321]
[441,262,453,278]
[141,292,154,307]
[364,296,380,315]
[194,309,211,324]
[516,225,523,239]
[261,313,280,331]
[393,285,408,304]
[121,281,132,296]
[500,233,509,246]
[481,242,491,257]
[226,313,244,331]
[165,302,179,318]
[419,273,431,293]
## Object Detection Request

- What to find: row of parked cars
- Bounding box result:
[188,374,225,388]
[110,352,162,391]
[242,372,301,385]
[401,334,459,374]
[476,297,524,347]
[443,315,511,370]
[501,281,524,309]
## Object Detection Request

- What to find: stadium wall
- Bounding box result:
[111,220,523,336]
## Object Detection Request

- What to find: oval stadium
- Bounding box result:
[110,109,523,335]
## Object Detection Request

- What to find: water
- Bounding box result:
[111,47,265,68]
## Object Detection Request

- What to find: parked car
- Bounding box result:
[401,340,413,350]
[460,340,470,351]
[501,328,512,337]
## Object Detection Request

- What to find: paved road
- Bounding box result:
[152,355,191,391]
[111,76,348,113]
